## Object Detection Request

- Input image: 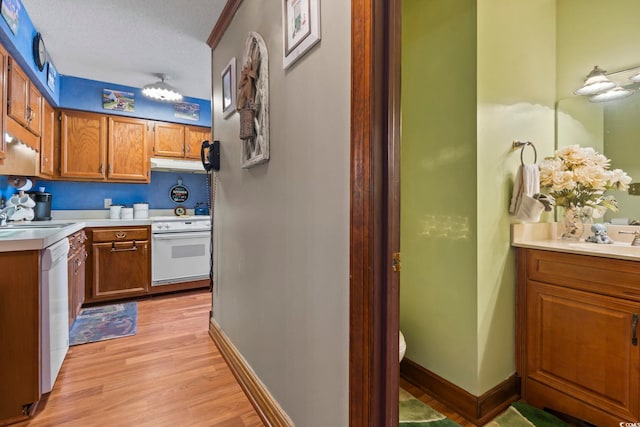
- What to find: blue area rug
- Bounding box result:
[69,302,138,346]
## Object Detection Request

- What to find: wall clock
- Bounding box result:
[32,32,46,71]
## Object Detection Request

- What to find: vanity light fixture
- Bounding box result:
[142,74,183,102]
[574,65,617,95]
[589,86,633,103]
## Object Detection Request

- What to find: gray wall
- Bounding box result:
[210,2,351,426]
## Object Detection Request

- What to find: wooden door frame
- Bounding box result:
[350,1,401,426]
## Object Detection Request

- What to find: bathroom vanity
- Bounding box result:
[513,223,640,426]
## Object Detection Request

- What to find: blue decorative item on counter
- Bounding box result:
[585,223,614,244]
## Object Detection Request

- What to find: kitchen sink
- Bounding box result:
[0,223,73,230]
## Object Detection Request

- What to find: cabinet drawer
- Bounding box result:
[525,249,640,301]
[92,227,148,242]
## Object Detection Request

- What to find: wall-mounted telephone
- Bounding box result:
[201,140,220,172]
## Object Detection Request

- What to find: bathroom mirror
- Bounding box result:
[556,93,640,220]
[555,0,640,220]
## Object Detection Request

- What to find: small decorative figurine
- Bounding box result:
[585,223,614,244]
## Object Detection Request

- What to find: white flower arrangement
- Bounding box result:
[539,144,632,217]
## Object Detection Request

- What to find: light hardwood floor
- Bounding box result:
[17,290,264,427]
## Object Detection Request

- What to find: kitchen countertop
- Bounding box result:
[0,210,212,252]
[512,222,640,261]
[0,218,151,252]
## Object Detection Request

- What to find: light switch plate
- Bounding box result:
[104,198,112,208]
[629,183,640,196]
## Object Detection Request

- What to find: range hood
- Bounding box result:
[150,157,206,173]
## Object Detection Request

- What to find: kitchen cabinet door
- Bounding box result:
[39,99,55,177]
[67,231,86,327]
[108,116,149,182]
[7,57,28,128]
[152,121,185,158]
[0,44,7,161]
[60,110,107,180]
[92,239,149,300]
[27,84,42,136]
[7,58,41,138]
[185,126,211,160]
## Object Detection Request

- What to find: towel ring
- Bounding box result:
[512,140,537,165]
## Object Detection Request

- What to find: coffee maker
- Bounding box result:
[27,189,52,221]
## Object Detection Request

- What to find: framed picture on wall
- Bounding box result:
[174,102,200,121]
[281,0,321,70]
[47,61,57,92]
[0,0,20,35]
[221,57,236,119]
[103,89,135,112]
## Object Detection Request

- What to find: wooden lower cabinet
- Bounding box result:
[67,230,87,327]
[0,250,40,425]
[85,226,150,303]
[517,248,640,426]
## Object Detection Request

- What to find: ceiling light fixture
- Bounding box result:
[574,65,617,96]
[142,74,183,102]
[589,86,633,103]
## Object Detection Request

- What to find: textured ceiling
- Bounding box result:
[21,0,225,101]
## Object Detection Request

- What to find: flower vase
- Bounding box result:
[561,206,593,241]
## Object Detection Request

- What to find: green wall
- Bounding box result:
[400,0,479,391]
[401,0,556,395]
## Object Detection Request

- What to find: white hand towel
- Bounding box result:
[510,164,543,222]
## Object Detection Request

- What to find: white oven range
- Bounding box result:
[151,216,211,286]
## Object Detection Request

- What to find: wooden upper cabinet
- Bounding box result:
[28,84,42,136]
[185,126,211,160]
[7,58,28,128]
[153,122,185,158]
[39,99,55,177]
[108,116,149,182]
[0,44,7,161]
[60,110,108,180]
[152,121,210,160]
[7,58,42,137]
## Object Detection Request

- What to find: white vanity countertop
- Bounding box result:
[512,222,640,261]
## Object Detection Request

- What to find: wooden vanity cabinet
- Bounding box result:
[67,230,87,327]
[85,226,150,303]
[516,248,640,426]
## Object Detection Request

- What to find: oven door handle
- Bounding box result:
[152,231,211,240]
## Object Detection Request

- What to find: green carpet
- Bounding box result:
[399,388,461,426]
[400,389,570,426]
[487,402,570,427]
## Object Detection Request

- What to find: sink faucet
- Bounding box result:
[620,230,640,246]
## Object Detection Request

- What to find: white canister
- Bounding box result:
[109,205,122,219]
[120,207,134,220]
[133,203,149,219]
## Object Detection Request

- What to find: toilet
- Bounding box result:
[399,331,407,362]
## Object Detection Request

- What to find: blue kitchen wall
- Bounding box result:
[36,172,210,211]
[0,0,213,209]
[60,76,211,127]
[0,0,60,105]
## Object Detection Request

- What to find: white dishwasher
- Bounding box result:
[40,237,70,394]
